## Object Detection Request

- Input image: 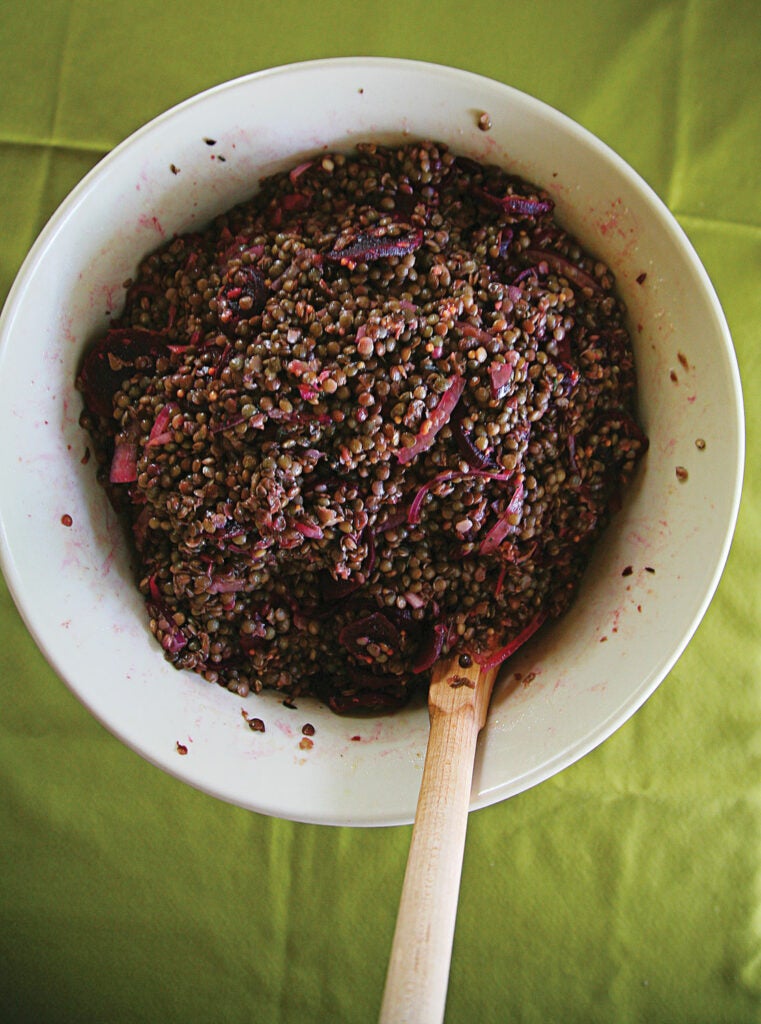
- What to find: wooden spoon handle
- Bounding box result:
[379,659,498,1024]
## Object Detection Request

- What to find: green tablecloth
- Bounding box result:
[1,2,758,1021]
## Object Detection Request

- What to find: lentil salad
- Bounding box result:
[77,141,648,713]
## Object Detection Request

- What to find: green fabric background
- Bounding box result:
[1,2,759,1021]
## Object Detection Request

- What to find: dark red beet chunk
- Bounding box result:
[347,669,407,691]
[77,327,167,419]
[338,612,401,660]
[328,688,409,714]
[216,266,268,335]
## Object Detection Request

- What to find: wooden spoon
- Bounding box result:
[379,656,499,1024]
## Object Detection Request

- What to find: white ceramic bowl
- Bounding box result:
[0,58,744,826]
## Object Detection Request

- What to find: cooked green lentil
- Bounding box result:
[77,141,647,713]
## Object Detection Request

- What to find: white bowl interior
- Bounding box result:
[0,59,744,825]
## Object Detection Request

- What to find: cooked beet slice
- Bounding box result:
[347,668,406,691]
[77,327,167,420]
[328,688,409,714]
[338,612,401,660]
[216,266,268,334]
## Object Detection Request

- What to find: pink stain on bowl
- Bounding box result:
[274,719,295,739]
[596,197,628,238]
[137,213,165,237]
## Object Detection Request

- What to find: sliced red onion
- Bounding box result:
[498,227,514,256]
[146,431,173,448]
[289,161,313,184]
[412,622,447,674]
[454,321,496,346]
[407,470,455,525]
[211,415,248,435]
[239,609,269,654]
[293,518,324,540]
[567,432,581,474]
[209,341,233,379]
[479,480,525,555]
[512,267,538,286]
[451,415,492,469]
[473,609,547,669]
[377,509,408,533]
[474,187,554,218]
[488,353,519,400]
[407,466,515,526]
[494,564,508,598]
[208,577,248,594]
[396,373,465,466]
[280,192,311,213]
[109,442,138,483]
[147,575,187,653]
[146,403,179,447]
[364,528,377,577]
[132,505,152,550]
[523,250,602,294]
[325,226,423,266]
